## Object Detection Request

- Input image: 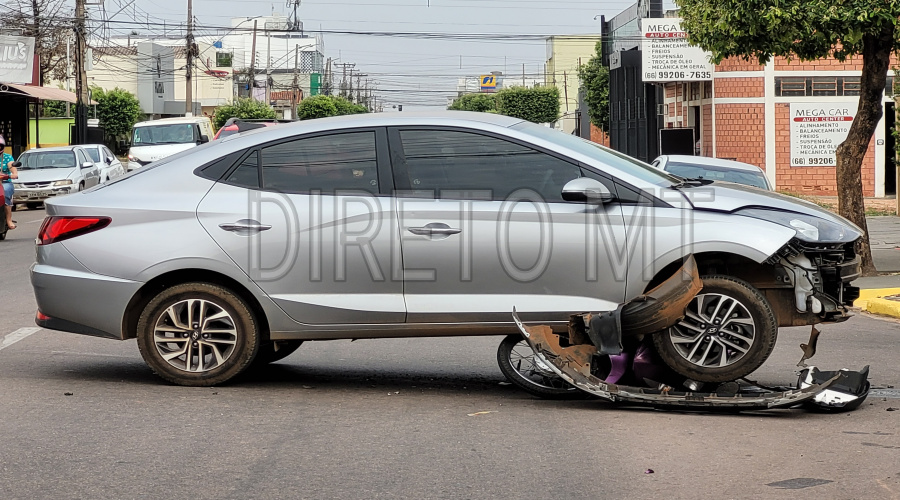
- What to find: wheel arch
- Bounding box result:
[122,269,270,341]
[644,252,780,293]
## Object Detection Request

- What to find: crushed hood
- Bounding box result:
[680,182,859,229]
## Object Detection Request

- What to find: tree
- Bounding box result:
[213,98,276,129]
[676,0,900,276]
[91,87,143,142]
[496,86,560,124]
[331,96,369,116]
[41,100,67,118]
[296,95,368,120]
[4,0,72,84]
[448,93,498,112]
[577,41,610,133]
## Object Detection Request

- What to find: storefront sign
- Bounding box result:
[641,19,712,82]
[790,103,856,167]
[0,35,35,84]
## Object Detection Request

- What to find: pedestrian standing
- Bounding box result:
[1,134,18,230]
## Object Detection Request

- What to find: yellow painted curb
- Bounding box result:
[862,297,900,319]
[853,287,900,309]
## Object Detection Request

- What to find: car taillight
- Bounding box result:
[37,216,111,245]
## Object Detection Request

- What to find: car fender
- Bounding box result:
[621,206,796,299]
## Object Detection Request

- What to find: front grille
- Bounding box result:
[23,182,51,188]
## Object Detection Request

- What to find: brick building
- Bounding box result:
[660,55,897,197]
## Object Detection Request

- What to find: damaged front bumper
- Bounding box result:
[771,239,860,324]
[512,309,847,411]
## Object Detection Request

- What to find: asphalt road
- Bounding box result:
[2,206,900,499]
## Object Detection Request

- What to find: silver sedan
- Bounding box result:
[31,112,861,387]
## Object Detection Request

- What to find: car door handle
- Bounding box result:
[218,220,272,233]
[407,223,461,236]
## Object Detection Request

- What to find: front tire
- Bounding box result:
[652,275,778,383]
[137,283,260,386]
[497,334,586,399]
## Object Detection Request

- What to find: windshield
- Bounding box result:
[666,162,770,190]
[18,151,77,170]
[511,121,679,187]
[132,123,199,146]
[85,148,101,162]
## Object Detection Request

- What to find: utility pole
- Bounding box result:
[248,20,258,100]
[265,29,271,104]
[73,0,88,144]
[185,0,194,115]
[290,45,299,119]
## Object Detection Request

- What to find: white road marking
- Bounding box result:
[0,327,41,351]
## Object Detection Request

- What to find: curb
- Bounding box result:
[854,287,900,319]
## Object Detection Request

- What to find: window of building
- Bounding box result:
[261,132,378,194]
[397,129,581,202]
[689,82,701,101]
[777,77,806,97]
[216,52,233,68]
[776,76,870,97]
[703,81,712,99]
[811,76,838,96]
[842,77,861,96]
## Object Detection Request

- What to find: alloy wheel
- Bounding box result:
[152,298,238,373]
[667,293,756,369]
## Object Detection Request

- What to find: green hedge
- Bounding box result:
[448,86,560,124]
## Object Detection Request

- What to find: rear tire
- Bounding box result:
[25,202,41,210]
[136,282,260,386]
[652,275,778,383]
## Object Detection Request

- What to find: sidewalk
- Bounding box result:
[852,215,900,318]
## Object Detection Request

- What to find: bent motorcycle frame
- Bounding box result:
[511,256,842,410]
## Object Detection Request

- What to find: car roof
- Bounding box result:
[21,146,82,153]
[219,111,525,145]
[134,116,211,127]
[660,155,764,173]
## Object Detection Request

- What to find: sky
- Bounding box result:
[92,0,654,109]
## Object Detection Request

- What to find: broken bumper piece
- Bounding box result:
[512,309,842,411]
[799,365,870,412]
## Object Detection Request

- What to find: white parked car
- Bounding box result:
[12,146,101,209]
[127,116,214,171]
[82,144,126,183]
[652,155,773,191]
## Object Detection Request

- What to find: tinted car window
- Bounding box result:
[511,121,679,187]
[261,132,378,194]
[398,129,580,202]
[85,148,101,162]
[226,151,259,188]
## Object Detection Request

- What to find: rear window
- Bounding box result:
[666,162,769,189]
[85,148,101,162]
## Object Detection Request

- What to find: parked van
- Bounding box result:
[126,116,214,171]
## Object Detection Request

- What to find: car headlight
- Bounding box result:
[737,208,861,243]
[52,180,74,187]
[12,183,23,189]
[128,154,136,161]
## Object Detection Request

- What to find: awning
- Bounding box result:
[0,83,93,104]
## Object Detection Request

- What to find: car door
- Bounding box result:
[103,146,124,178]
[75,149,100,187]
[197,128,405,325]
[389,127,628,325]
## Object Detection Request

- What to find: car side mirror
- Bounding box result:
[82,161,94,169]
[9,161,21,168]
[199,134,209,144]
[561,177,616,204]
[106,157,113,164]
